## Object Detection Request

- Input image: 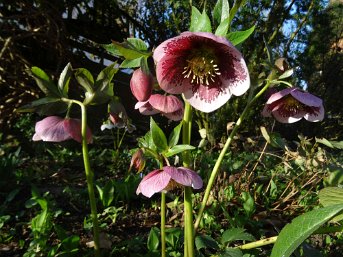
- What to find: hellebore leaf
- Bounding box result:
[120,57,142,69]
[30,67,60,97]
[271,204,343,257]
[111,40,150,60]
[195,235,219,250]
[319,187,343,222]
[168,122,183,148]
[150,117,168,152]
[127,38,149,51]
[17,97,62,112]
[102,43,123,57]
[215,18,230,37]
[213,0,230,25]
[227,25,255,46]
[164,144,195,158]
[74,68,94,94]
[190,6,212,33]
[58,63,72,97]
[221,228,255,245]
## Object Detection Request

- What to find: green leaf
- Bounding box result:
[221,228,255,245]
[140,57,150,74]
[271,204,343,257]
[319,187,343,222]
[228,0,247,25]
[168,122,183,147]
[61,235,80,252]
[227,25,255,46]
[147,227,160,251]
[189,7,212,33]
[260,126,270,143]
[127,38,148,51]
[150,117,168,152]
[74,68,94,94]
[101,43,123,57]
[112,40,150,60]
[316,137,343,150]
[195,235,219,250]
[30,67,60,96]
[241,192,255,216]
[120,57,142,69]
[278,68,294,79]
[164,144,195,158]
[219,248,243,257]
[17,97,62,112]
[58,63,72,97]
[213,0,230,24]
[215,18,230,37]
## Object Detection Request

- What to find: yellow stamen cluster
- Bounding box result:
[182,56,221,86]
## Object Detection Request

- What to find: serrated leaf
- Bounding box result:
[168,122,183,148]
[17,97,62,112]
[74,68,94,93]
[58,63,72,97]
[127,38,148,51]
[190,7,212,33]
[195,235,219,250]
[221,228,255,245]
[112,40,150,60]
[101,43,123,57]
[319,187,343,222]
[164,144,195,158]
[271,204,343,257]
[30,67,60,96]
[219,248,243,257]
[213,0,230,25]
[120,57,142,69]
[215,18,230,37]
[227,25,255,46]
[150,117,168,152]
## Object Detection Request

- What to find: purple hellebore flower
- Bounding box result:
[136,166,203,198]
[130,68,153,102]
[135,94,184,121]
[262,87,324,123]
[33,116,93,143]
[153,31,250,113]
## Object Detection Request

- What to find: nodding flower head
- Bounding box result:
[136,166,203,198]
[33,116,93,143]
[130,68,153,102]
[262,87,324,123]
[153,31,250,113]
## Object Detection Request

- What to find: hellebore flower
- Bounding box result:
[135,94,184,121]
[136,166,203,198]
[33,116,93,143]
[262,87,324,123]
[130,68,153,102]
[129,149,145,172]
[153,31,250,113]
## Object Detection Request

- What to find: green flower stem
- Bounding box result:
[194,80,272,230]
[161,192,166,257]
[182,101,194,257]
[62,98,100,257]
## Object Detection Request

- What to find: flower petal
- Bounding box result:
[272,110,306,123]
[304,105,325,122]
[136,169,171,198]
[149,94,183,113]
[64,119,93,144]
[266,87,294,104]
[33,116,72,142]
[138,101,160,115]
[290,89,323,107]
[164,166,203,189]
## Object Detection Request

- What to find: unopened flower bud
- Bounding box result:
[274,58,289,73]
[130,149,145,172]
[130,68,153,102]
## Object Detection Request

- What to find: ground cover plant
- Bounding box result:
[1,0,343,257]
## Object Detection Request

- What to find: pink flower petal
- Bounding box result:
[290,89,323,107]
[149,94,183,113]
[163,105,184,121]
[138,101,160,115]
[130,68,153,102]
[272,110,306,123]
[266,87,295,104]
[136,169,171,198]
[164,166,203,189]
[304,105,325,122]
[33,116,71,142]
[64,119,93,144]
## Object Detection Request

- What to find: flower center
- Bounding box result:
[182,53,221,86]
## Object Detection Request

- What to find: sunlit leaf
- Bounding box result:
[227,25,255,46]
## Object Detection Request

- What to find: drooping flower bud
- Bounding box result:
[129,149,145,172]
[130,68,153,102]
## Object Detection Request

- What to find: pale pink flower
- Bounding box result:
[153,31,250,113]
[135,94,184,121]
[136,166,203,198]
[33,116,92,143]
[262,87,324,123]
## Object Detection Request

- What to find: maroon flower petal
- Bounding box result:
[136,169,171,198]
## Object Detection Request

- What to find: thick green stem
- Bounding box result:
[63,98,101,257]
[194,81,272,230]
[80,104,101,257]
[182,101,194,257]
[161,192,166,257]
